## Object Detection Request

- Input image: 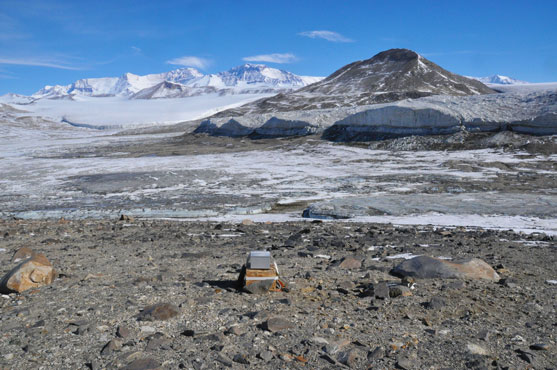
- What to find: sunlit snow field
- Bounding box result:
[5,93,273,129]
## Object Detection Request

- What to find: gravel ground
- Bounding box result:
[0,219,555,369]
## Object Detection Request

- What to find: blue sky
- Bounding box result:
[1,0,556,95]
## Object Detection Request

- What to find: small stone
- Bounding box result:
[226,325,244,336]
[389,285,412,298]
[368,346,385,360]
[311,336,329,345]
[264,317,294,332]
[396,356,413,370]
[181,329,195,337]
[515,349,535,364]
[511,334,525,343]
[373,282,390,299]
[321,354,338,365]
[232,354,250,365]
[196,332,226,342]
[117,325,131,338]
[324,339,351,355]
[338,256,362,269]
[499,278,518,288]
[529,343,549,351]
[425,296,447,310]
[216,354,234,367]
[258,350,273,362]
[241,219,254,226]
[101,338,122,356]
[0,253,56,293]
[467,343,489,356]
[137,303,179,321]
[337,281,354,294]
[121,358,160,370]
[145,334,169,351]
[140,326,156,334]
[338,348,362,367]
[477,329,490,341]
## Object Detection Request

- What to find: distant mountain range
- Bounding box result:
[468,74,529,85]
[31,64,323,100]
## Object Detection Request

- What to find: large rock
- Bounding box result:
[11,247,35,263]
[391,256,499,281]
[0,254,56,293]
[264,317,294,332]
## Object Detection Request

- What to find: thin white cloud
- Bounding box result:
[242,53,297,64]
[0,57,83,70]
[131,46,142,54]
[166,56,211,69]
[299,30,353,43]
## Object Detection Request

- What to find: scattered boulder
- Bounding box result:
[232,354,250,365]
[264,316,294,332]
[11,247,35,263]
[0,253,56,293]
[337,256,362,269]
[530,343,549,351]
[137,303,179,321]
[368,346,385,361]
[100,338,122,356]
[389,285,412,298]
[373,282,390,299]
[117,325,132,339]
[425,296,447,310]
[391,256,500,281]
[258,350,274,362]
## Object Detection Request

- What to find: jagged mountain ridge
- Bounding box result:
[32,64,322,100]
[212,48,496,116]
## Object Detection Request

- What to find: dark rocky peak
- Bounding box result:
[372,48,420,62]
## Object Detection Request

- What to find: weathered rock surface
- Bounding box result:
[11,247,35,263]
[0,219,555,369]
[0,253,56,293]
[391,256,500,281]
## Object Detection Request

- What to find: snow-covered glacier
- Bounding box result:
[196,83,557,140]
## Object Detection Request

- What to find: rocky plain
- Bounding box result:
[1,48,556,370]
[0,217,555,369]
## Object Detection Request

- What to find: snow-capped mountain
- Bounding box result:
[213,48,496,116]
[31,64,322,100]
[469,75,528,85]
[0,93,35,104]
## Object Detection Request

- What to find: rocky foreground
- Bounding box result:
[0,219,555,369]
